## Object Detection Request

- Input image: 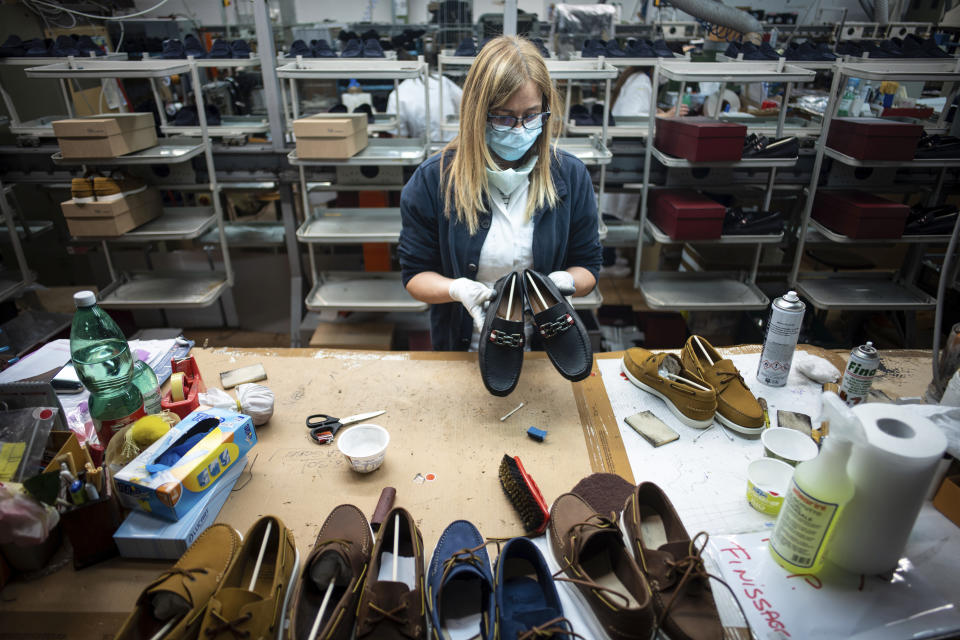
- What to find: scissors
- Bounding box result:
[307,410,385,444]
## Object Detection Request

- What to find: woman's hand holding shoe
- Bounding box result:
[449,278,495,332]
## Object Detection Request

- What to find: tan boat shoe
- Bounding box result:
[621,348,717,429]
[681,335,763,435]
[200,515,299,640]
[623,482,723,640]
[288,504,373,640]
[548,492,655,640]
[93,171,147,202]
[114,523,241,640]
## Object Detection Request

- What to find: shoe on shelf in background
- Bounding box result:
[183,34,207,58]
[328,103,348,113]
[361,29,380,41]
[738,42,769,61]
[495,536,573,639]
[626,38,656,57]
[591,102,615,126]
[722,207,785,235]
[759,41,782,59]
[454,37,476,57]
[604,39,627,57]
[341,38,363,58]
[230,39,251,59]
[71,172,98,203]
[52,35,78,57]
[623,482,725,640]
[161,38,185,59]
[569,104,593,127]
[288,504,373,640]
[427,520,495,640]
[724,41,742,58]
[93,171,147,202]
[113,524,241,640]
[354,507,427,639]
[621,347,717,429]
[874,39,904,58]
[311,39,336,58]
[835,40,862,57]
[353,103,374,124]
[905,205,958,235]
[651,38,675,57]
[24,38,52,56]
[742,134,798,158]
[173,104,222,127]
[288,39,311,57]
[208,39,232,59]
[816,42,838,60]
[531,37,550,57]
[198,516,298,640]
[581,39,605,57]
[681,335,764,434]
[76,35,104,57]
[548,492,655,640]
[0,35,24,57]
[362,38,385,58]
[915,134,960,158]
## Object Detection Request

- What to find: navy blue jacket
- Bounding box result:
[399,149,602,350]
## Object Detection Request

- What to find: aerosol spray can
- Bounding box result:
[757,291,806,387]
[839,342,879,406]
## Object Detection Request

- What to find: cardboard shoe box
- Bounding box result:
[294,113,369,160]
[53,112,158,159]
[115,407,257,521]
[60,187,162,237]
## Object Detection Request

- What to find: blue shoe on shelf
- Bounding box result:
[24,38,52,57]
[724,41,742,59]
[288,39,310,57]
[454,37,476,57]
[604,39,627,57]
[495,537,573,640]
[230,39,251,59]
[581,39,604,57]
[626,38,657,57]
[652,38,676,57]
[161,38,185,59]
[427,520,495,640]
[311,39,336,57]
[570,104,593,127]
[0,35,24,57]
[341,38,363,58]
[76,35,105,56]
[51,35,78,57]
[362,38,384,57]
[183,34,207,58]
[531,37,550,57]
[208,39,231,58]
[353,103,374,124]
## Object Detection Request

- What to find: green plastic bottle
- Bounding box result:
[70,291,144,447]
[133,359,162,415]
[768,392,864,575]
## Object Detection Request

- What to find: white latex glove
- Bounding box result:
[548,270,576,296]
[449,278,495,333]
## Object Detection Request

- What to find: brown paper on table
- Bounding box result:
[193,349,595,556]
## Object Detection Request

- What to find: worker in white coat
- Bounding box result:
[386,52,463,143]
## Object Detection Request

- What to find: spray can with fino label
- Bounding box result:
[757,291,806,387]
[839,342,879,406]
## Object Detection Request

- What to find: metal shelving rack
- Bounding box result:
[25,58,235,313]
[277,58,430,314]
[633,59,816,311]
[789,59,960,316]
[0,182,33,303]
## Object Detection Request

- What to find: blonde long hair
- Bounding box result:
[440,36,562,234]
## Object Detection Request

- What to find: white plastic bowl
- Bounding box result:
[337,423,390,473]
[762,427,819,467]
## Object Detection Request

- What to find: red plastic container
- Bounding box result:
[826,118,923,161]
[654,117,747,162]
[812,190,909,239]
[650,190,726,240]
[160,356,206,419]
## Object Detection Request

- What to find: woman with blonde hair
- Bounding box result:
[399,35,602,350]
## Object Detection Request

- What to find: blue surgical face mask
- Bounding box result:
[486,124,541,162]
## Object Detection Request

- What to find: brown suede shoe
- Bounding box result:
[114,524,241,640]
[354,507,426,639]
[622,348,717,429]
[548,492,655,640]
[681,335,763,435]
[623,482,723,640]
[200,515,298,640]
[288,505,373,640]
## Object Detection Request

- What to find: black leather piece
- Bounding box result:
[523,270,593,382]
[478,273,526,397]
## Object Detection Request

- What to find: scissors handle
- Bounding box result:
[307,414,343,444]
[306,414,336,429]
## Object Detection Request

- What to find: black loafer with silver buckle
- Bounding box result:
[522,269,593,382]
[478,272,526,397]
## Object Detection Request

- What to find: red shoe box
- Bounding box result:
[826,118,923,161]
[650,190,725,240]
[812,190,909,239]
[654,117,747,162]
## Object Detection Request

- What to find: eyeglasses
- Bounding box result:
[487,111,551,132]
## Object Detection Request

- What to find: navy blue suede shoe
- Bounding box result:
[495,537,574,639]
[208,38,232,58]
[427,520,495,640]
[184,34,207,58]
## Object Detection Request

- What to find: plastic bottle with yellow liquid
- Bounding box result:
[768,392,864,574]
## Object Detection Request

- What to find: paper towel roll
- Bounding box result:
[827,404,947,575]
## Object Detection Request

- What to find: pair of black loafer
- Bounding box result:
[478,270,594,397]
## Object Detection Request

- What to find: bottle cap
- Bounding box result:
[73,290,97,308]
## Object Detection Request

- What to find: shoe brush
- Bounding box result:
[498,454,549,535]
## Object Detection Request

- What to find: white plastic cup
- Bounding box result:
[761,427,819,467]
[337,423,390,473]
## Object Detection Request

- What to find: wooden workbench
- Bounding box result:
[0,346,937,639]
